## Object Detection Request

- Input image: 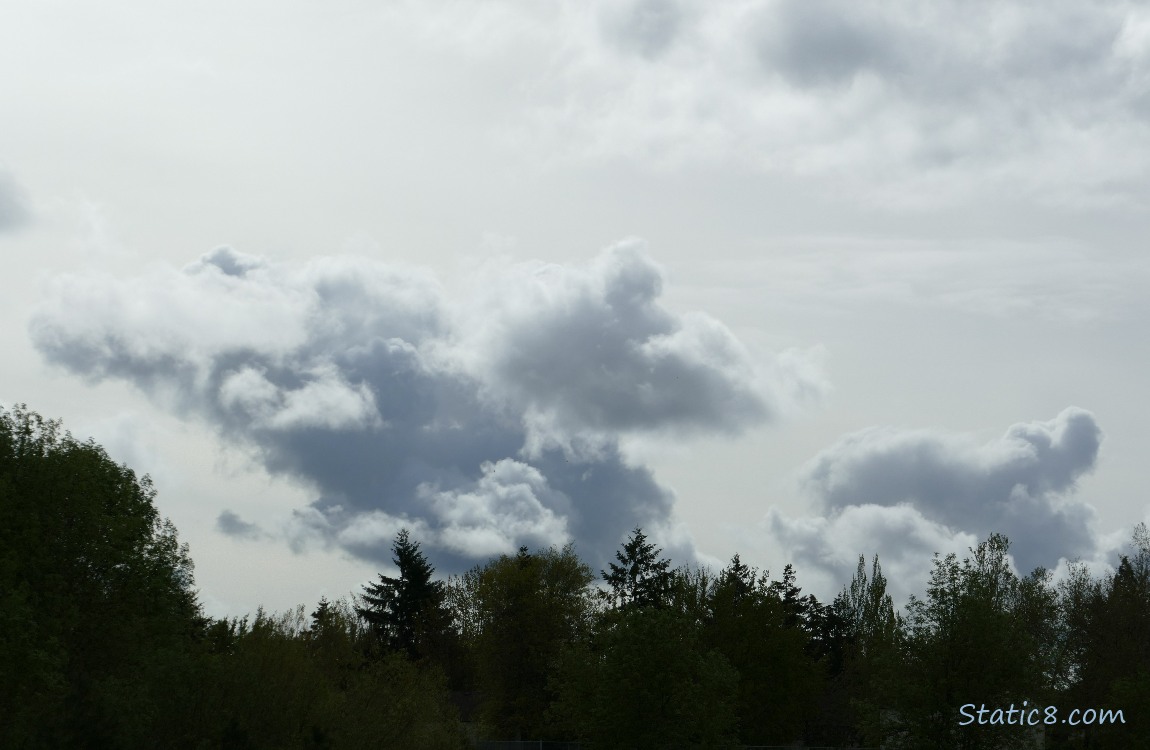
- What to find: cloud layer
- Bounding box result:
[765,409,1105,600]
[30,243,817,569]
[414,0,1150,206]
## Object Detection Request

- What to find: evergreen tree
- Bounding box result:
[705,554,820,745]
[768,563,809,628]
[601,527,673,610]
[310,596,334,632]
[356,529,448,661]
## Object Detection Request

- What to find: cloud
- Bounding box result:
[706,239,1150,325]
[763,409,1105,597]
[29,243,817,570]
[0,170,30,232]
[600,0,685,60]
[217,510,266,541]
[758,0,904,88]
[765,503,980,606]
[452,243,777,453]
[418,459,571,559]
[413,0,1150,206]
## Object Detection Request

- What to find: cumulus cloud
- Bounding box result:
[452,243,775,453]
[29,243,816,569]
[418,459,571,560]
[764,409,1105,597]
[765,503,980,606]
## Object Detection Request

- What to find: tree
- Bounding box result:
[601,527,673,610]
[356,529,449,662]
[833,555,901,747]
[838,555,898,656]
[0,404,204,747]
[464,544,595,740]
[202,604,464,749]
[892,534,1054,750]
[1056,525,1150,747]
[768,563,809,629]
[705,554,821,745]
[551,605,738,749]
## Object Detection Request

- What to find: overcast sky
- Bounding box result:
[4,0,1149,617]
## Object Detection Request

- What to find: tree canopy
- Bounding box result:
[5,402,1150,748]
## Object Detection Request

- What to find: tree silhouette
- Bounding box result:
[601,527,673,610]
[356,529,447,661]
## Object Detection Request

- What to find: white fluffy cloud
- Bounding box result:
[29,243,817,569]
[420,459,571,559]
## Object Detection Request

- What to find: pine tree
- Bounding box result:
[356,529,447,660]
[601,527,673,610]
[768,563,808,628]
[310,597,333,632]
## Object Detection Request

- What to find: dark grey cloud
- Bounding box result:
[194,246,268,278]
[457,244,775,448]
[29,244,816,570]
[217,510,266,541]
[797,408,1103,572]
[0,171,30,232]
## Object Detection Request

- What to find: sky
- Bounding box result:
[3,0,1149,618]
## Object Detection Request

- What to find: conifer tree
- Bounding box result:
[768,563,809,628]
[601,527,673,610]
[357,529,447,661]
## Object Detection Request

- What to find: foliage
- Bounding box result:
[1053,524,1150,747]
[356,529,450,662]
[832,555,901,746]
[200,604,463,749]
[0,404,203,747]
[705,554,822,745]
[889,534,1058,749]
[550,605,738,749]
[600,527,673,610]
[460,544,595,740]
[7,403,1150,747]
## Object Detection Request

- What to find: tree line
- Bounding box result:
[2,404,1148,748]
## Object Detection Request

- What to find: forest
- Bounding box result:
[2,403,1148,749]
